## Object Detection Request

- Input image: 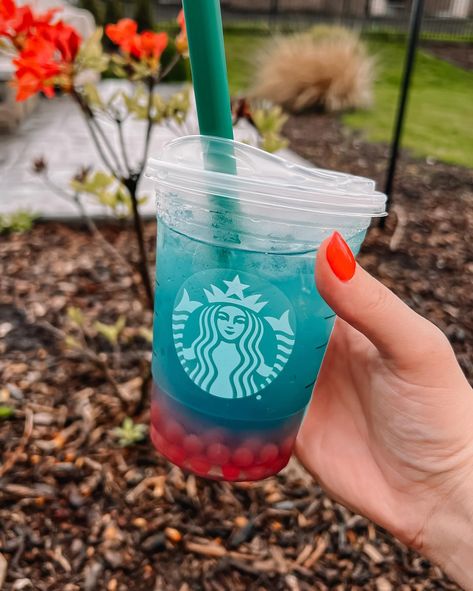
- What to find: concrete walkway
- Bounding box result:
[0,81,308,220]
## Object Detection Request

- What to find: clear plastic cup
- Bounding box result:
[146,136,386,481]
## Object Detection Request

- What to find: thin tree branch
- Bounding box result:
[141,76,155,173]
[38,320,129,406]
[158,53,181,83]
[72,90,119,177]
[117,118,132,175]
[90,115,127,178]
[138,54,182,174]
[39,174,137,279]
[124,177,154,310]
[83,111,119,177]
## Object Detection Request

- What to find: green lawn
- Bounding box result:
[225,31,267,96]
[224,31,473,168]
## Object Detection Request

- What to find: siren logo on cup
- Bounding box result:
[172,271,296,400]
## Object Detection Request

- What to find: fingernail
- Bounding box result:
[326,231,356,281]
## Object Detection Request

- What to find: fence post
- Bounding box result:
[381,0,425,227]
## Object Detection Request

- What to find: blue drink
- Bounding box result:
[147,136,386,480]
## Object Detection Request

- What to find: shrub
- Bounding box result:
[251,26,375,113]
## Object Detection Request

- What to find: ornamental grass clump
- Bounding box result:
[251,25,375,114]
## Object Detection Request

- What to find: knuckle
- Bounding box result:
[416,320,453,361]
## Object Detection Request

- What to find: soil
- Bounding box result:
[422,41,473,71]
[0,113,472,591]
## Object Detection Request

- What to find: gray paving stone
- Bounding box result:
[0,80,309,220]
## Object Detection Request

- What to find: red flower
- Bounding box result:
[13,36,61,100]
[42,21,81,62]
[106,18,168,64]
[176,9,187,54]
[130,31,168,60]
[177,9,186,32]
[0,0,58,46]
[105,18,137,53]
[12,21,81,102]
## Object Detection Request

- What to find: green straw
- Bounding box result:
[182,0,239,255]
[182,0,234,140]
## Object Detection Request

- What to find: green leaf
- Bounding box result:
[75,31,107,74]
[70,170,144,219]
[165,87,191,125]
[0,211,37,234]
[113,418,148,447]
[137,195,148,207]
[67,306,85,327]
[65,335,82,350]
[82,83,103,108]
[94,315,126,346]
[252,104,288,135]
[251,103,289,153]
[75,27,109,73]
[109,63,127,79]
[260,132,289,154]
[0,406,14,420]
[71,170,114,195]
[138,327,153,343]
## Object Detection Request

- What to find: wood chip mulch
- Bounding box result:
[0,113,471,590]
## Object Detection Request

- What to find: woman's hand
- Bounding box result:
[296,232,473,589]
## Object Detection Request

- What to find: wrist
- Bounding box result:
[418,474,473,590]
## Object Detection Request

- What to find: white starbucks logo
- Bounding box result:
[173,272,295,400]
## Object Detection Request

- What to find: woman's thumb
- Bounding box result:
[316,232,442,366]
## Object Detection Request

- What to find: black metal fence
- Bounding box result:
[152,0,473,38]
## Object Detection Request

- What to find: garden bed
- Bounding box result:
[0,113,471,590]
[422,41,473,71]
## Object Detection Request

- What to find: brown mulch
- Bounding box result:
[422,41,473,71]
[0,114,472,591]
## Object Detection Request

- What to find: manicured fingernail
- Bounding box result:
[326,231,356,281]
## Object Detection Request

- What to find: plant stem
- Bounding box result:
[158,53,181,83]
[90,116,127,178]
[124,176,154,311]
[141,76,155,171]
[40,175,136,276]
[72,90,119,176]
[72,89,153,309]
[117,118,132,175]
[139,55,181,172]
[38,320,129,406]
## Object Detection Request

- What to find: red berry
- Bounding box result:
[163,420,185,444]
[259,443,279,464]
[183,434,204,456]
[166,444,186,466]
[150,426,165,451]
[150,402,161,427]
[268,455,290,475]
[203,427,227,445]
[222,464,240,481]
[233,447,254,468]
[206,442,230,465]
[189,456,211,477]
[280,435,295,457]
[244,465,269,480]
[242,437,262,453]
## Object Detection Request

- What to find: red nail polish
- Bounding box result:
[326,231,356,282]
